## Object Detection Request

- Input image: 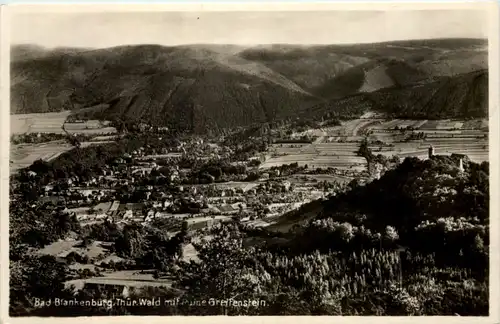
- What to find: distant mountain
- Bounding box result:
[11,44,93,63]
[11,44,318,132]
[239,39,487,97]
[11,38,488,132]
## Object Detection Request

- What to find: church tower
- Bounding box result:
[428,145,435,159]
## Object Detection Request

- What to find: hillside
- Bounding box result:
[273,153,489,259]
[12,45,319,132]
[11,38,487,131]
[308,69,488,120]
[321,154,488,232]
[239,38,487,97]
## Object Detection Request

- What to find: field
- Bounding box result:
[10,140,74,171]
[37,240,176,292]
[64,122,117,135]
[11,112,117,135]
[265,205,321,233]
[185,215,231,226]
[64,270,173,291]
[10,111,119,172]
[91,135,121,141]
[288,174,354,184]
[182,243,199,262]
[367,119,488,163]
[66,207,91,216]
[262,142,367,171]
[37,240,108,260]
[10,139,116,172]
[11,112,71,134]
[261,118,488,171]
[36,240,81,257]
[295,119,389,140]
[205,181,260,192]
[80,140,116,148]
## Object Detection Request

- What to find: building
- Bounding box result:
[123,210,134,219]
[64,279,172,299]
[163,200,172,208]
[428,145,435,159]
[95,213,108,220]
[109,201,120,216]
[374,164,383,180]
[281,181,291,192]
[219,204,238,214]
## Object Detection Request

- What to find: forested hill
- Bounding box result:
[11,38,487,131]
[306,69,488,120]
[288,154,489,260]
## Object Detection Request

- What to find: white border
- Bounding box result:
[1,3,12,322]
[2,1,499,12]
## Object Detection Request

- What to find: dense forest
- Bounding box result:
[10,150,489,316]
[307,70,488,121]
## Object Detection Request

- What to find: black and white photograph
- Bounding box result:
[4,3,498,319]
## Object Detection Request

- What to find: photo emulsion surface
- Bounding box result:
[8,7,491,317]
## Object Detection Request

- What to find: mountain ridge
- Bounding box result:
[11,38,488,132]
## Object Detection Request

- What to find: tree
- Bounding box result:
[10,255,73,316]
[177,224,265,315]
[384,226,399,244]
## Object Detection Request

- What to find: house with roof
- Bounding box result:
[163,199,172,208]
[281,181,291,192]
[231,202,246,211]
[39,196,65,205]
[145,213,156,222]
[95,213,108,221]
[123,210,134,220]
[64,272,174,299]
[246,188,257,196]
[108,201,120,216]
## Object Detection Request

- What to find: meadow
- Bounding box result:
[11,112,117,135]
[10,140,74,171]
[10,112,119,172]
[261,118,488,170]
[10,140,118,172]
[11,112,71,135]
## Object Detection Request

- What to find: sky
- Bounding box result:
[10,9,489,48]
